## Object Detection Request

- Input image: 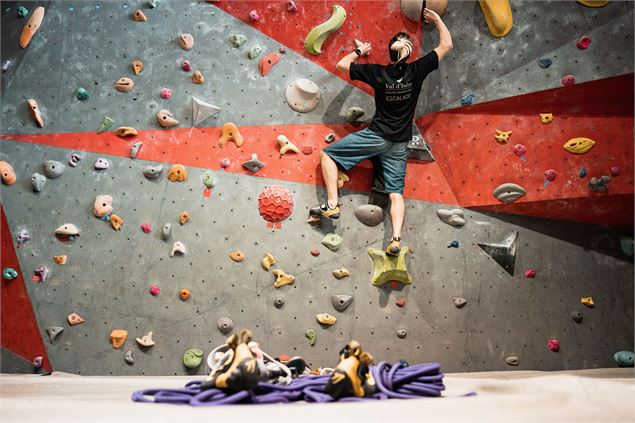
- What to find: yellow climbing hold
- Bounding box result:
[479,0,513,38]
[581,296,595,307]
[304,5,347,55]
[368,247,412,286]
[540,113,553,124]
[261,253,276,270]
[577,0,609,7]
[494,130,512,143]
[273,268,295,288]
[564,137,596,154]
[316,313,337,326]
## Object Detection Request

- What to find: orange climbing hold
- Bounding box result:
[53,255,67,265]
[179,211,190,225]
[132,60,143,75]
[0,161,16,185]
[179,288,191,301]
[229,250,245,262]
[110,214,124,230]
[258,52,282,76]
[219,123,244,148]
[110,330,128,349]
[167,164,187,182]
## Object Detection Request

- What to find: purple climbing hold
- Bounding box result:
[68,153,82,167]
[610,167,620,177]
[220,158,231,169]
[32,356,43,368]
[33,266,49,283]
[16,229,30,246]
[94,158,109,170]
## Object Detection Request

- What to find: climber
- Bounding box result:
[310,8,453,256]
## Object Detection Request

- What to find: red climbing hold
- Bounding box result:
[548,339,560,352]
[311,249,320,256]
[390,281,400,289]
[610,166,620,177]
[576,35,592,49]
[258,185,294,229]
[524,269,536,278]
[395,299,406,307]
[140,223,152,233]
[301,145,314,155]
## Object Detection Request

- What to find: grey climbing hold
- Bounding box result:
[130,142,143,159]
[345,107,365,123]
[125,350,134,365]
[330,294,353,312]
[437,209,466,227]
[46,326,64,343]
[493,183,527,203]
[321,233,343,252]
[68,153,82,167]
[148,0,160,8]
[230,34,247,48]
[477,232,518,276]
[571,310,583,323]
[354,204,384,227]
[1,60,11,72]
[274,298,285,308]
[162,223,172,241]
[143,165,164,179]
[589,175,610,192]
[242,153,265,173]
[620,236,634,256]
[396,329,408,339]
[217,317,234,334]
[94,158,109,170]
[505,356,519,366]
[43,160,65,179]
[452,296,467,308]
[248,44,263,59]
[31,173,46,192]
[407,135,435,162]
[613,351,634,367]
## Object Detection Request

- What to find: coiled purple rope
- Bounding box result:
[132,361,449,405]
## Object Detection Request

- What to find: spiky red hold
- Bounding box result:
[258,185,294,223]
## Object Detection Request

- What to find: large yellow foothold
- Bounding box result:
[219,122,244,148]
[273,269,295,288]
[368,247,412,286]
[479,0,513,38]
[577,0,609,7]
[304,5,347,55]
[563,137,596,154]
[316,313,337,326]
[261,253,276,270]
[540,113,553,124]
[581,296,595,307]
[494,130,512,143]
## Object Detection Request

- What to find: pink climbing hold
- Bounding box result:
[182,60,192,71]
[576,35,592,50]
[149,283,160,296]
[279,46,286,54]
[524,269,536,278]
[258,185,294,229]
[544,169,557,182]
[548,339,560,352]
[248,9,261,21]
[395,299,406,307]
[141,223,152,233]
[160,88,172,99]
[562,74,575,86]
[611,167,620,177]
[286,1,298,12]
[220,158,231,169]
[513,144,526,157]
[311,249,320,256]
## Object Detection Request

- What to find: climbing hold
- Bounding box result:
[581,296,594,307]
[571,310,583,323]
[505,356,519,366]
[114,127,137,137]
[322,233,343,252]
[143,165,164,179]
[183,348,204,369]
[479,0,513,37]
[352,204,384,227]
[396,329,408,339]
[301,145,314,155]
[133,9,147,21]
[55,224,79,238]
[287,1,298,12]
[46,326,64,343]
[577,0,609,6]
[178,33,194,50]
[156,109,180,128]
[436,209,466,227]
[274,298,285,308]
[367,247,412,286]
[141,223,152,233]
[332,268,350,279]
[192,70,205,84]
[20,6,44,49]
[43,160,65,179]
[114,77,134,93]
[316,313,337,326]
[125,350,134,365]
[325,133,336,144]
[346,107,365,123]
[537,57,552,69]
[132,60,143,75]
[478,232,518,276]
[33,266,49,283]
[149,284,160,296]
[452,297,467,308]
[513,143,526,159]
[337,170,350,188]
[67,312,85,326]
[94,158,109,170]
[160,88,172,99]
[179,288,191,301]
[524,269,536,278]
[576,35,592,49]
[540,113,553,124]
[202,171,215,189]
[220,158,231,169]
[273,269,295,288]
[17,229,30,246]
[285,79,320,113]
[564,137,595,154]
[448,240,460,248]
[561,74,576,86]
[242,153,265,173]
[258,52,281,76]
[167,164,187,181]
[589,175,611,192]
[136,331,155,347]
[305,329,317,346]
[182,60,191,71]
[217,317,234,334]
[277,135,300,156]
[494,130,512,143]
[460,93,474,106]
[76,87,89,101]
[179,211,190,225]
[97,116,113,133]
[258,185,294,228]
[17,6,29,18]
[610,167,620,177]
[149,0,161,8]
[544,169,558,186]
[130,141,143,159]
[493,183,526,203]
[311,249,320,256]
[68,153,81,167]
[2,268,18,280]
[93,195,113,218]
[613,351,634,367]
[304,5,346,55]
[248,44,263,59]
[1,60,10,72]
[0,162,16,185]
[620,236,634,256]
[229,250,245,262]
[219,122,244,148]
[395,299,406,307]
[248,9,261,21]
[230,34,247,48]
[110,215,124,231]
[330,295,353,312]
[26,99,44,127]
[161,223,172,240]
[192,96,220,126]
[32,357,42,369]
[261,253,276,270]
[110,330,128,349]
[548,339,560,352]
[171,241,186,257]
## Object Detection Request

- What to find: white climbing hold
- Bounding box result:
[171,241,186,257]
[192,96,221,126]
[136,331,155,347]
[436,209,466,227]
[277,135,300,156]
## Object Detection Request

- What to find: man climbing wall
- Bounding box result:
[310,8,453,256]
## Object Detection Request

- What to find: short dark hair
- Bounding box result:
[389,32,412,63]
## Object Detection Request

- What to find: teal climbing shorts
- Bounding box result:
[323,128,407,194]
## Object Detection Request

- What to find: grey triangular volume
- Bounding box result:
[46,326,64,343]
[192,96,221,126]
[477,232,518,276]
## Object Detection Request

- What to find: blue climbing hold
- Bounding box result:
[578,165,587,178]
[460,94,474,106]
[2,268,18,280]
[448,240,460,248]
[613,351,634,367]
[538,57,552,68]
[17,6,29,18]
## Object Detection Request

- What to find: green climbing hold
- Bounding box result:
[183,348,204,369]
[76,87,89,101]
[2,268,18,280]
[202,170,215,189]
[230,34,247,48]
[304,5,347,55]
[97,116,113,133]
[17,6,29,18]
[248,44,263,59]
[367,247,412,286]
[321,233,343,252]
[613,351,634,367]
[305,328,316,346]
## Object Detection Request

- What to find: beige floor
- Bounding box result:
[0,368,634,422]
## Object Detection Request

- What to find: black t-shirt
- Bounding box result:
[349,50,439,142]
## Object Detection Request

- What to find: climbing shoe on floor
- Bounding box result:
[309,203,340,219]
[325,340,375,400]
[386,237,401,256]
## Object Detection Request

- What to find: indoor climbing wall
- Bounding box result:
[0,0,633,376]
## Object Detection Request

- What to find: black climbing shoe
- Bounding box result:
[309,203,340,219]
[386,237,401,256]
[325,340,374,400]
